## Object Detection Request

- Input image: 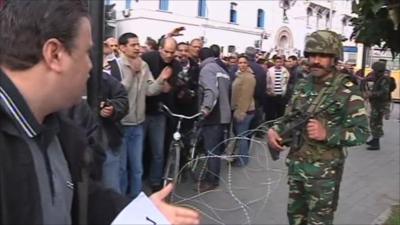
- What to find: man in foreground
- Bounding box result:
[267,30,369,225]
[0,1,199,224]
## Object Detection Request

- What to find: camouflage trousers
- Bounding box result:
[369,103,385,138]
[286,158,344,225]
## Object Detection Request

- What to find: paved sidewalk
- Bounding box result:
[183,103,400,225]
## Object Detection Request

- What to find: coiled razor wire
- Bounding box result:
[168,120,288,225]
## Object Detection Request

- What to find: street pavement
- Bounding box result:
[170,103,400,225]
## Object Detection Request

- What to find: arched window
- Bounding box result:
[198,0,206,17]
[316,9,323,29]
[306,7,313,27]
[230,2,237,23]
[341,16,348,33]
[325,12,330,28]
[342,17,348,26]
[257,9,265,28]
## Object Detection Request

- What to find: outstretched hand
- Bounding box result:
[150,183,200,225]
[167,26,185,37]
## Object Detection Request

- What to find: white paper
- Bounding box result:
[111,192,171,225]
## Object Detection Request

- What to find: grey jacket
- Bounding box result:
[199,57,231,125]
[119,56,164,125]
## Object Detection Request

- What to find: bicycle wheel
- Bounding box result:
[163,141,181,187]
[188,138,208,182]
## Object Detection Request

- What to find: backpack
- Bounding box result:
[389,77,396,93]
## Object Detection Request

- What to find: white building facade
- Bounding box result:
[107,0,357,61]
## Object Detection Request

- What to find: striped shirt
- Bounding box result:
[273,67,284,95]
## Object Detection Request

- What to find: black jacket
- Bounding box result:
[67,74,128,150]
[141,51,182,114]
[0,110,130,225]
[108,58,122,82]
[174,58,200,116]
[99,73,129,149]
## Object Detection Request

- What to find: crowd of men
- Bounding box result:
[100,26,396,224]
[100,29,312,196]
[1,1,397,224]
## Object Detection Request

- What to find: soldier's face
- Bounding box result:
[308,54,335,78]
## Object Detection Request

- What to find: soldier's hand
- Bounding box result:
[267,128,284,151]
[307,119,327,141]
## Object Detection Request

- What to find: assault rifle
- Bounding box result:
[268,100,337,161]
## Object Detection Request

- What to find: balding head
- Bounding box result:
[105,37,119,56]
[159,37,177,63]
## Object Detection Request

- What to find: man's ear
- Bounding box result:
[119,45,126,54]
[42,38,66,73]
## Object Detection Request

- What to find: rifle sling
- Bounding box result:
[306,73,346,115]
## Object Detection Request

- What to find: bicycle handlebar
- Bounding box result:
[160,104,203,120]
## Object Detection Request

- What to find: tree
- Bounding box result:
[351,0,400,58]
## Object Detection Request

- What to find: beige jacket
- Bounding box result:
[119,55,164,125]
[231,69,256,121]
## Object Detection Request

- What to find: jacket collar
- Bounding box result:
[0,69,41,138]
[199,57,215,69]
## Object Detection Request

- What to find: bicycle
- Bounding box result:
[160,104,206,187]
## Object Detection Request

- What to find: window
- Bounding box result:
[316,9,323,29]
[230,2,237,23]
[159,0,169,11]
[341,16,348,34]
[325,13,330,28]
[125,0,131,9]
[257,9,265,28]
[106,0,111,4]
[306,7,313,27]
[342,17,348,26]
[198,0,206,17]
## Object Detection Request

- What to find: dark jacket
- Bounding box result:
[369,73,391,104]
[141,51,182,114]
[108,58,123,82]
[99,73,129,149]
[0,110,130,225]
[286,65,304,101]
[174,58,200,116]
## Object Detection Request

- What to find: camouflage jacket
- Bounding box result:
[368,74,391,104]
[273,72,369,163]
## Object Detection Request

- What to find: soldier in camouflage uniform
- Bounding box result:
[267,30,369,225]
[365,61,391,150]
